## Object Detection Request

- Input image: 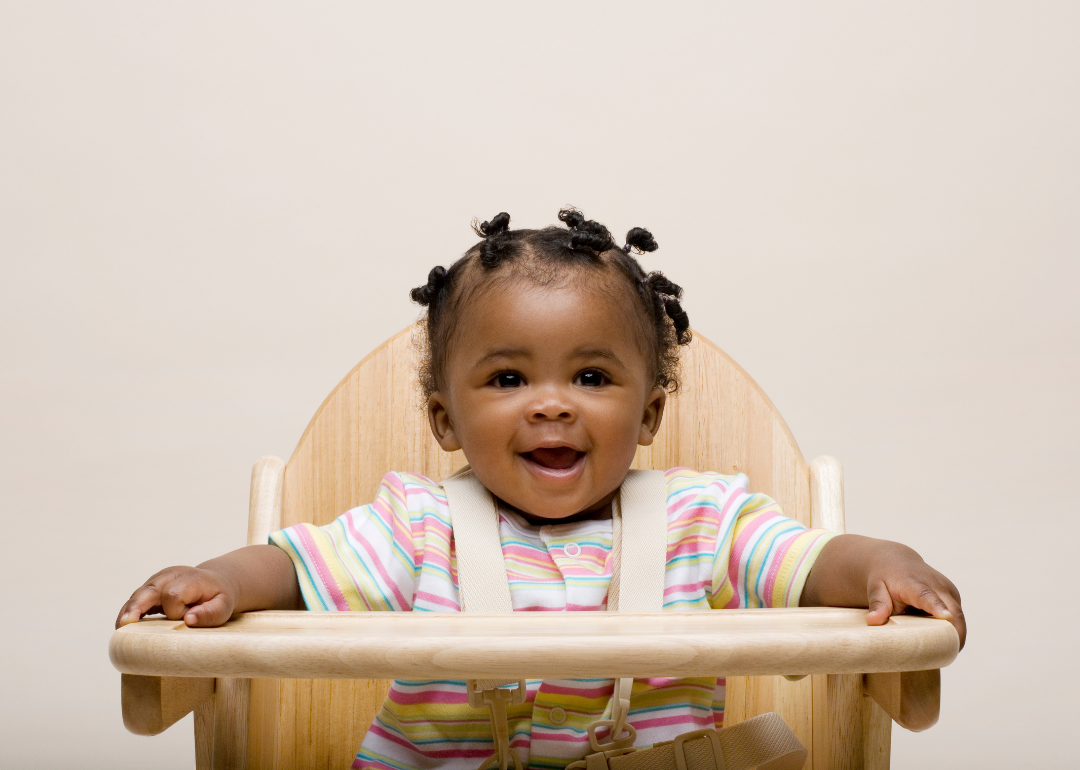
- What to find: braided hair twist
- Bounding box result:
[644,272,692,345]
[469,212,513,268]
[409,265,449,307]
[559,207,617,254]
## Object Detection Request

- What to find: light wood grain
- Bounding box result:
[809,672,898,769]
[810,456,845,535]
[194,687,214,768]
[862,695,893,770]
[121,674,214,736]
[808,455,872,766]
[247,456,284,547]
[863,670,940,732]
[110,609,957,681]
[815,674,865,769]
[194,678,250,770]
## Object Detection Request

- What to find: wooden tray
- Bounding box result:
[110,607,958,680]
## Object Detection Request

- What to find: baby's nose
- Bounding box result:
[528,392,575,422]
[532,406,573,421]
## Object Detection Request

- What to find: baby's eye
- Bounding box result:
[492,372,524,388]
[575,370,608,388]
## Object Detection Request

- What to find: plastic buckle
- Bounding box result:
[477,748,523,770]
[587,718,637,753]
[565,746,638,770]
[468,681,527,770]
[467,679,527,709]
[672,728,725,770]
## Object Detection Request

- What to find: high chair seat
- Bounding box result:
[111,326,955,769]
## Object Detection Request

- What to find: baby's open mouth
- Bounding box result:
[522,447,585,470]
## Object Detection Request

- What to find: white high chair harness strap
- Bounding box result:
[442,467,807,770]
[602,468,668,750]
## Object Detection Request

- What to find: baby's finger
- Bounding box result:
[940,593,967,651]
[901,584,954,624]
[183,593,233,628]
[865,581,895,626]
[159,576,213,620]
[116,584,165,629]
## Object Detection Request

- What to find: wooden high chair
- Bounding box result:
[111,327,957,770]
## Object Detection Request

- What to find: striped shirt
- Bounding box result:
[270,468,837,770]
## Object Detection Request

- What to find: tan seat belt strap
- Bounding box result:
[601,712,807,770]
[604,470,667,743]
[568,713,806,770]
[442,465,514,617]
[441,466,524,770]
[609,470,668,614]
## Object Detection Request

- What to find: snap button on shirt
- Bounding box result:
[563,542,581,558]
[548,706,567,725]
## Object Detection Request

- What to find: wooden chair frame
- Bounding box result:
[115,327,950,770]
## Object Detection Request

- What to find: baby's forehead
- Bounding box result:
[448,270,654,360]
[460,256,636,304]
[462,266,643,324]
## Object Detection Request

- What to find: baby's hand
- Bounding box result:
[115,566,238,629]
[802,534,966,650]
[863,544,966,649]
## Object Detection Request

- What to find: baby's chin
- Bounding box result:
[496,489,619,526]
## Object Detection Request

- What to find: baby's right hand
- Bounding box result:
[115,566,238,629]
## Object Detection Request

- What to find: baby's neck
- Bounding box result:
[497,498,613,526]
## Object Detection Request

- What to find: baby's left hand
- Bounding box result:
[802,534,966,650]
[863,543,965,649]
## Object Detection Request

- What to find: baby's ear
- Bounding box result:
[427,393,462,452]
[637,387,667,446]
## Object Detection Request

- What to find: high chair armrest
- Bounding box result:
[121,674,215,736]
[864,669,941,731]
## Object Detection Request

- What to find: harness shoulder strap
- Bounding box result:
[441,465,513,615]
[602,469,668,746]
[441,466,518,702]
[608,469,668,614]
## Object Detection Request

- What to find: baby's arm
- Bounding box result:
[115,544,302,629]
[800,534,966,649]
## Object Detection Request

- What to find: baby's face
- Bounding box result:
[427,278,665,521]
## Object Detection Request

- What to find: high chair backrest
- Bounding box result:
[233,325,884,770]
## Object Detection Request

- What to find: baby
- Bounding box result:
[117,209,965,770]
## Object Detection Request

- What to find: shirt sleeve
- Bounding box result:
[701,473,838,610]
[269,472,451,612]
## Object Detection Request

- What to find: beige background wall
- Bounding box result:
[2,2,1077,767]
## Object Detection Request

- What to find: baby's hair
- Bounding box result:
[410,208,692,401]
